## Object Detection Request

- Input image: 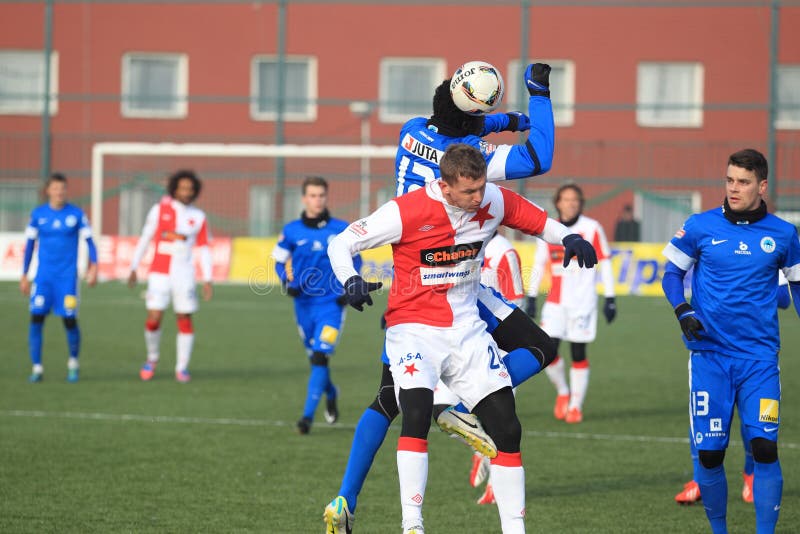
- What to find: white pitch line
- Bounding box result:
[2,409,798,450]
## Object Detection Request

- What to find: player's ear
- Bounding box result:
[759,179,768,196]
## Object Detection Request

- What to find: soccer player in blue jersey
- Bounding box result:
[20,173,98,383]
[325,62,566,532]
[272,176,362,435]
[662,149,800,534]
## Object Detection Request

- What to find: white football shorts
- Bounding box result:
[540,302,597,343]
[385,320,512,412]
[146,272,198,314]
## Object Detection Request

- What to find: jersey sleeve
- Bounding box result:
[328,201,403,285]
[662,215,700,271]
[593,223,615,297]
[498,187,549,236]
[780,226,800,283]
[480,113,510,135]
[271,228,294,264]
[484,96,554,182]
[130,204,159,272]
[24,209,39,240]
[196,218,211,247]
[497,248,524,304]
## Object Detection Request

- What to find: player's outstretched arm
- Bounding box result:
[481,112,531,136]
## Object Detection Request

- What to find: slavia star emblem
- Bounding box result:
[469,203,494,229]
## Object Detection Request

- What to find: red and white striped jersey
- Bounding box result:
[130,196,213,281]
[529,214,614,309]
[329,181,549,328]
[481,233,524,307]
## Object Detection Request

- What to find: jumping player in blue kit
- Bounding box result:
[272,176,362,435]
[323,63,598,533]
[20,173,98,383]
[662,149,800,534]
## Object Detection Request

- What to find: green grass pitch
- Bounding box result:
[1,282,798,533]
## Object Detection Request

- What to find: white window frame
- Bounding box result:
[250,55,317,122]
[507,59,575,127]
[378,57,446,124]
[121,52,188,119]
[776,64,800,130]
[0,50,59,116]
[637,61,704,128]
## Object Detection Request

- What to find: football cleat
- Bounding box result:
[324,394,339,424]
[323,495,354,534]
[742,472,754,503]
[175,370,191,383]
[139,361,157,381]
[565,407,583,424]
[296,417,312,435]
[554,394,570,420]
[675,480,701,505]
[28,372,43,383]
[402,524,424,534]
[476,483,496,505]
[469,453,490,488]
[436,406,497,459]
[66,368,80,383]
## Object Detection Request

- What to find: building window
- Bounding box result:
[250,56,317,122]
[637,62,703,128]
[0,50,58,116]
[379,58,446,123]
[121,53,188,119]
[776,65,800,130]
[507,60,575,127]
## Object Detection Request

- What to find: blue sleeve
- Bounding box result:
[495,96,554,180]
[23,239,35,275]
[352,253,363,276]
[85,236,98,264]
[480,113,511,136]
[777,283,791,310]
[662,261,688,309]
[790,281,800,318]
[275,261,288,283]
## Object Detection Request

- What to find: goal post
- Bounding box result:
[90,142,398,236]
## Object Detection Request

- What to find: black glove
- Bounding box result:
[336,294,348,307]
[675,303,704,341]
[526,296,537,320]
[504,111,531,132]
[380,313,387,330]
[603,297,617,324]
[286,286,300,297]
[562,234,597,268]
[343,275,383,312]
[525,63,551,98]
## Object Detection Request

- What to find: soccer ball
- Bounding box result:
[449,61,505,116]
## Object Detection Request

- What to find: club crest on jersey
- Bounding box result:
[421,241,482,266]
[760,236,776,253]
[469,203,494,229]
[479,140,497,155]
[401,133,445,164]
[65,215,77,227]
[348,219,368,236]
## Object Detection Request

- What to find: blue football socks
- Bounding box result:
[303,364,330,420]
[338,407,391,512]
[753,460,782,534]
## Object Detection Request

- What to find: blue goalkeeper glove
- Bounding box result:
[674,303,704,341]
[562,234,597,268]
[525,63,551,98]
[343,275,383,312]
[603,297,617,324]
[505,112,531,132]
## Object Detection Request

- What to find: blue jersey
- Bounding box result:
[272,215,362,302]
[394,96,554,196]
[663,207,800,360]
[25,203,93,280]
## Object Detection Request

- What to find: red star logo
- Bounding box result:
[469,203,494,229]
[188,218,195,226]
[404,363,419,376]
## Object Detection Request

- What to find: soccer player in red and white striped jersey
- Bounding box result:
[127,170,213,383]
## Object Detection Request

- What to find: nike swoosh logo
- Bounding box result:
[711,239,728,245]
[450,412,479,429]
[764,426,778,432]
[297,239,308,246]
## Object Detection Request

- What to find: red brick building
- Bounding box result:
[1,1,798,238]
